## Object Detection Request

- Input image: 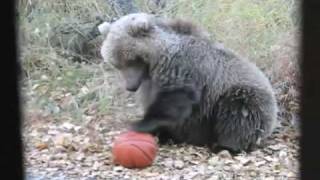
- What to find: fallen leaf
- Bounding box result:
[143,172,160,177]
[35,143,48,150]
[113,166,123,172]
[264,156,275,162]
[207,175,219,180]
[268,144,284,151]
[208,156,219,165]
[255,160,266,167]
[218,150,232,159]
[62,122,75,131]
[174,160,184,169]
[54,135,66,146]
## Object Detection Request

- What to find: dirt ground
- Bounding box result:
[23,68,300,180]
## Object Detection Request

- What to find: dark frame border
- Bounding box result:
[300,0,320,179]
[1,0,24,179]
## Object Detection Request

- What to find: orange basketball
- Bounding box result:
[112,131,158,168]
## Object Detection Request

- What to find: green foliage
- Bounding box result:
[164,0,296,67]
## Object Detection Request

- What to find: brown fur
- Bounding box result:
[100,13,278,153]
[165,19,205,37]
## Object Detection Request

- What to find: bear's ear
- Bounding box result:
[127,17,153,37]
[165,19,209,38]
[98,22,111,35]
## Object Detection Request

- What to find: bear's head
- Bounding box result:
[99,13,171,91]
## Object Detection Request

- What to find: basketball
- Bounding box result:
[112,131,158,168]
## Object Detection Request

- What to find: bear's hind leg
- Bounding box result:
[213,86,272,153]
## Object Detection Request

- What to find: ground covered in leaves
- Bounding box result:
[23,67,300,180]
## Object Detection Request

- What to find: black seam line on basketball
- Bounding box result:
[130,149,136,168]
[130,143,153,162]
[115,139,156,146]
